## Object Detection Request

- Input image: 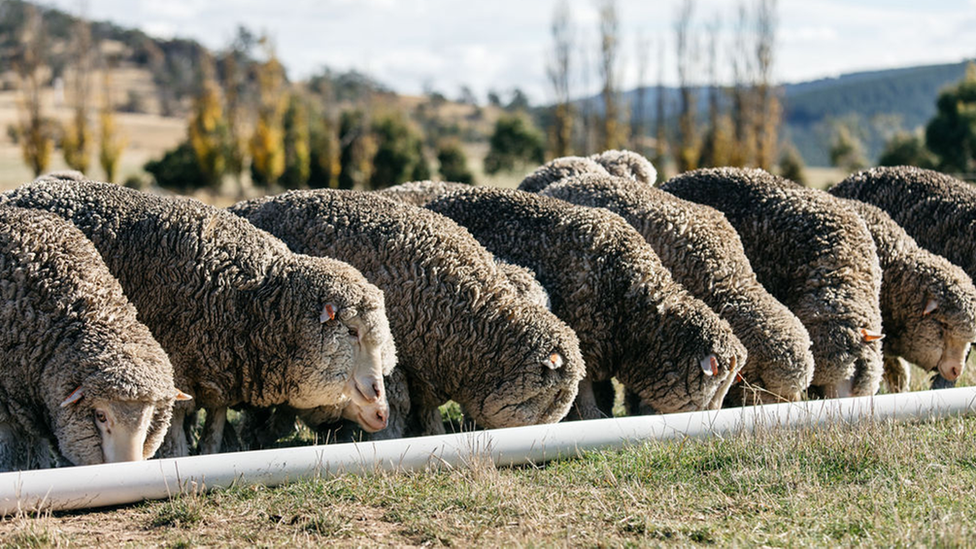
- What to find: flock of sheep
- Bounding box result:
[1,152,974,471]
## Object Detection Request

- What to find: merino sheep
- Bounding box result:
[3,177,396,456]
[830,166,976,282]
[517,156,610,194]
[826,195,976,391]
[377,180,473,207]
[230,190,585,436]
[0,206,188,470]
[424,186,747,417]
[589,149,658,185]
[661,167,884,398]
[541,174,815,403]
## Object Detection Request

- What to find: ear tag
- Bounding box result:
[320,303,336,323]
[174,390,193,401]
[60,386,84,408]
[861,328,885,342]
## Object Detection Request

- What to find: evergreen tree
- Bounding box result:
[484,114,545,175]
[369,111,428,190]
[925,62,976,174]
[437,141,474,184]
[337,109,376,190]
[280,93,311,189]
[778,144,806,185]
[879,131,937,169]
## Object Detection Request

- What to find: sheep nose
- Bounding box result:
[375,408,388,429]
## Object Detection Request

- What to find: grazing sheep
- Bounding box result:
[3,177,395,456]
[424,186,747,417]
[377,180,473,207]
[661,167,884,398]
[517,156,610,194]
[0,206,188,470]
[589,149,658,185]
[230,190,585,436]
[541,174,815,403]
[829,166,976,282]
[827,195,976,391]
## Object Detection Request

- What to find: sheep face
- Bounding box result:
[897,302,975,382]
[276,260,396,417]
[454,305,585,429]
[626,304,747,414]
[803,320,884,398]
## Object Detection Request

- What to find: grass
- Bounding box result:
[2,408,976,547]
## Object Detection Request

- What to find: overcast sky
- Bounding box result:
[42,0,976,104]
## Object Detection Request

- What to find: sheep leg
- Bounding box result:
[0,423,20,472]
[882,354,910,393]
[199,406,227,455]
[570,377,604,420]
[159,407,190,458]
[591,380,616,417]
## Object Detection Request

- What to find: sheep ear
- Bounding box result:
[60,386,84,408]
[860,328,885,342]
[174,390,193,401]
[700,355,719,377]
[320,303,336,323]
[923,299,938,316]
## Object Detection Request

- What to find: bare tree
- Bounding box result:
[576,39,595,155]
[699,16,733,168]
[631,33,650,156]
[674,0,700,172]
[753,0,780,170]
[547,0,574,157]
[729,2,756,167]
[653,37,669,177]
[14,5,53,177]
[62,10,93,174]
[597,0,625,151]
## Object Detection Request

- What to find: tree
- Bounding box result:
[925,62,976,174]
[547,0,574,157]
[308,112,339,189]
[144,141,208,191]
[631,33,650,156]
[368,111,429,189]
[62,14,93,174]
[249,36,287,187]
[829,121,867,173]
[674,0,700,172]
[280,92,311,189]
[879,131,937,169]
[753,0,781,170]
[187,53,226,188]
[337,109,376,190]
[484,114,545,175]
[729,2,756,167]
[597,0,625,151]
[14,5,53,177]
[98,70,126,183]
[653,38,669,178]
[219,29,253,188]
[437,140,474,184]
[506,88,530,112]
[698,17,734,168]
[778,143,806,185]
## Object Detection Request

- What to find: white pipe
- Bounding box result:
[2,386,975,515]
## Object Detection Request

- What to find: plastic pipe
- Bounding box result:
[2,386,975,515]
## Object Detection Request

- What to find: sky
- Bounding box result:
[42,0,976,104]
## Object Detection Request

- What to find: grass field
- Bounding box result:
[2,361,974,547]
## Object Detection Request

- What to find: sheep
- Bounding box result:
[517,156,610,194]
[230,189,586,436]
[540,174,815,404]
[3,177,396,456]
[826,194,976,391]
[0,206,189,470]
[829,166,976,282]
[661,167,885,398]
[376,180,473,208]
[423,186,747,418]
[589,149,658,185]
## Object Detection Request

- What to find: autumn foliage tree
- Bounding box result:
[98,70,126,183]
[188,53,226,188]
[249,37,287,188]
[280,92,311,189]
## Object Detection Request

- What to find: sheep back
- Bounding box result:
[662,167,884,397]
[517,156,610,194]
[230,189,585,431]
[425,186,747,414]
[541,174,814,402]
